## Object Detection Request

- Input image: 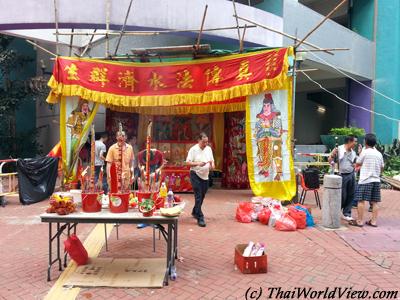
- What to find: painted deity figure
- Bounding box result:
[65,100,92,178]
[67,100,91,139]
[254,93,283,181]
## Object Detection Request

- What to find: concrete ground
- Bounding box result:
[0,188,399,300]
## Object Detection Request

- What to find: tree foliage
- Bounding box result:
[0,35,43,158]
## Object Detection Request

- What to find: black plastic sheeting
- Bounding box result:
[17,157,58,205]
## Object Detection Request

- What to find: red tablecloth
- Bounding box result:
[161,165,192,192]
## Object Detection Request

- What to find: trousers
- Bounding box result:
[341,172,355,217]
[190,171,209,220]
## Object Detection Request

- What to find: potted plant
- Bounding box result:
[138,198,155,217]
[320,127,365,151]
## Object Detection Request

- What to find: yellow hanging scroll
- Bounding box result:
[245,87,295,200]
[60,96,99,184]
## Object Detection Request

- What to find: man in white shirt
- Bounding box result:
[95,133,108,193]
[186,132,215,227]
[349,133,384,227]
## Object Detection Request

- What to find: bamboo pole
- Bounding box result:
[291,39,298,202]
[80,29,97,57]
[239,24,247,53]
[232,0,242,46]
[295,0,347,48]
[114,0,134,56]
[296,48,349,52]
[233,14,335,55]
[53,53,224,61]
[105,0,111,57]
[26,40,57,57]
[195,5,208,51]
[295,68,318,72]
[53,0,59,55]
[131,44,210,54]
[68,28,75,57]
[54,25,256,36]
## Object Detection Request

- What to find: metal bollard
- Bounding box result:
[322,174,342,229]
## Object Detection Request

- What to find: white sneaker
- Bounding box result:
[342,215,353,221]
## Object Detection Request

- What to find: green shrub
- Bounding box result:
[378,139,400,177]
[329,127,365,136]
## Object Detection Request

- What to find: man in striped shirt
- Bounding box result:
[349,133,384,227]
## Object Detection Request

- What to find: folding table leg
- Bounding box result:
[64,224,71,267]
[167,224,173,281]
[153,226,156,253]
[47,223,52,281]
[57,223,62,271]
[174,221,178,260]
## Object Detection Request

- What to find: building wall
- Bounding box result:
[283,0,375,80]
[350,0,375,41]
[295,89,347,144]
[254,0,283,17]
[374,0,400,144]
[348,80,372,133]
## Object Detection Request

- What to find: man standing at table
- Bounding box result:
[95,132,108,194]
[106,131,134,192]
[186,132,215,227]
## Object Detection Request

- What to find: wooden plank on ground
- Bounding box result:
[44,223,114,300]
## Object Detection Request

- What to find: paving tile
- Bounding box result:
[1,189,400,299]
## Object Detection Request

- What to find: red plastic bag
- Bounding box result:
[238,202,253,213]
[258,208,271,225]
[236,208,252,223]
[288,207,307,229]
[236,202,254,223]
[275,214,297,231]
[64,234,88,265]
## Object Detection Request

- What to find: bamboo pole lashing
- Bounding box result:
[295,0,348,48]
[53,0,60,55]
[239,24,247,53]
[114,0,134,56]
[233,14,335,55]
[80,29,97,57]
[68,28,75,57]
[195,5,208,51]
[105,0,111,57]
[297,48,349,52]
[54,25,257,36]
[26,40,57,57]
[232,0,242,47]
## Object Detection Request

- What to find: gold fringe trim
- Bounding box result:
[107,101,245,115]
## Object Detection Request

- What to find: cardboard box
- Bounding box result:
[234,244,267,274]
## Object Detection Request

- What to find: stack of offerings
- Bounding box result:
[235,197,315,231]
[234,241,267,274]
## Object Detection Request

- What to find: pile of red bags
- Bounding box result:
[235,200,314,231]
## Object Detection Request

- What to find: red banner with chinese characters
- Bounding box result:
[47,48,290,110]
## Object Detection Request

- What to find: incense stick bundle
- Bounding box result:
[97,168,103,192]
[90,125,96,192]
